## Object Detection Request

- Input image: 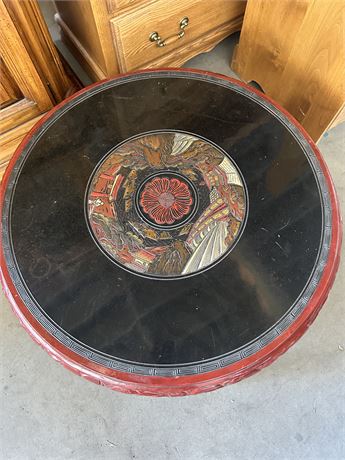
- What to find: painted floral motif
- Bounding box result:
[139,177,193,225]
[87,132,246,278]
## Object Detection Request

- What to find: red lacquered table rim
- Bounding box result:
[0,68,342,396]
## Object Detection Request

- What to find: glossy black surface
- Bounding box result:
[8,74,324,367]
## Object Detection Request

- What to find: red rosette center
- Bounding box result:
[139,176,193,225]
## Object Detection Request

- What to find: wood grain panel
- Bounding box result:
[0,0,52,115]
[54,0,107,72]
[4,0,71,103]
[0,0,74,178]
[55,13,107,81]
[88,0,119,75]
[107,0,156,14]
[55,0,119,76]
[0,59,22,107]
[0,99,41,134]
[0,114,44,181]
[143,17,243,70]
[232,0,345,141]
[111,0,246,71]
[0,0,73,134]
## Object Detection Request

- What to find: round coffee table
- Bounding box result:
[0,69,341,396]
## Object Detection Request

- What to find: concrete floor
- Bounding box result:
[1,31,345,459]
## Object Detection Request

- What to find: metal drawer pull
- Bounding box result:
[149,17,189,47]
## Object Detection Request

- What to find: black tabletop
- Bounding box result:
[1,71,333,377]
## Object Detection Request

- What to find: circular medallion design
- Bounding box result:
[137,172,197,228]
[86,132,247,278]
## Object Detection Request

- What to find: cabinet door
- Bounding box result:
[0,0,76,181]
[231,0,345,141]
[0,59,22,109]
[0,0,68,134]
[0,0,53,133]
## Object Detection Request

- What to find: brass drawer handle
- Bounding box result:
[149,17,189,48]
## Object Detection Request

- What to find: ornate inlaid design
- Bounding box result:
[139,175,193,226]
[86,131,247,278]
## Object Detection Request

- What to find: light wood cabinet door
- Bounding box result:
[0,1,52,133]
[0,0,73,180]
[231,0,345,142]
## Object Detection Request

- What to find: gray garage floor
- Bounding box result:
[1,33,344,460]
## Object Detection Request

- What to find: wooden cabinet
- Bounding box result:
[0,0,75,180]
[231,0,345,142]
[54,0,246,81]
